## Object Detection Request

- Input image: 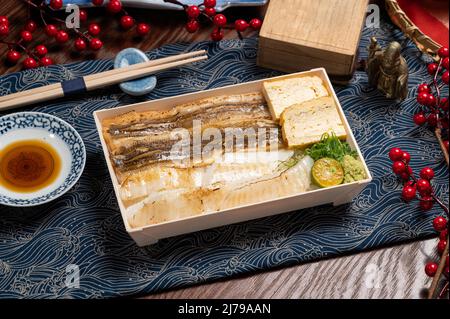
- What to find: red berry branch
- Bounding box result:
[0,0,151,70]
[413,46,449,165]
[389,45,449,298]
[1,1,261,71]
[163,0,262,41]
[389,147,449,299]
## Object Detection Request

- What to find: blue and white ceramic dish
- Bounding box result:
[114,48,157,96]
[56,0,268,12]
[0,112,86,207]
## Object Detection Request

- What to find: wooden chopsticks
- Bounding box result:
[0,50,208,111]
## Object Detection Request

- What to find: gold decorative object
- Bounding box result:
[366,37,409,101]
[385,0,441,60]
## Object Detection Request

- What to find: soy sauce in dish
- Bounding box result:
[0,140,61,193]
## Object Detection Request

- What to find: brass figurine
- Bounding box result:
[366,37,409,101]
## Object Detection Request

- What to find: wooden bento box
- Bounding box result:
[94,68,372,247]
[258,0,369,81]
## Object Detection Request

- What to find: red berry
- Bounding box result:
[204,0,216,7]
[419,196,434,211]
[433,216,447,232]
[400,168,412,181]
[40,56,53,66]
[443,57,449,70]
[185,20,200,33]
[235,19,249,32]
[426,94,436,106]
[417,92,429,105]
[0,16,8,26]
[186,5,200,19]
[204,7,216,17]
[416,179,432,195]
[25,20,37,33]
[45,24,58,37]
[442,71,449,85]
[120,15,134,30]
[402,185,416,202]
[440,229,448,240]
[34,45,48,57]
[401,151,411,164]
[50,0,63,10]
[107,0,122,13]
[407,165,413,176]
[442,264,448,275]
[211,27,224,41]
[392,160,406,175]
[438,240,447,254]
[79,10,88,22]
[427,113,438,127]
[22,57,37,69]
[417,83,431,94]
[0,23,8,36]
[92,0,104,5]
[425,262,438,277]
[438,46,449,58]
[413,112,427,126]
[21,30,33,42]
[427,63,439,75]
[400,166,413,181]
[136,23,150,36]
[250,18,262,30]
[440,117,449,130]
[419,167,434,180]
[443,266,449,277]
[55,30,69,43]
[400,173,409,181]
[88,23,101,36]
[6,50,21,63]
[213,14,227,27]
[443,140,449,152]
[440,97,449,111]
[74,38,87,51]
[389,147,403,161]
[89,38,103,50]
[404,180,415,188]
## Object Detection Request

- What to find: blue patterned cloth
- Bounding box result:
[0,20,448,298]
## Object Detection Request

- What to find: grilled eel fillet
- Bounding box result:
[101,93,313,228]
[102,93,282,180]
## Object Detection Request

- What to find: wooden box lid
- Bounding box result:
[259,0,369,78]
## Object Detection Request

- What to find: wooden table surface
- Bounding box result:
[0,1,445,299]
[150,239,440,299]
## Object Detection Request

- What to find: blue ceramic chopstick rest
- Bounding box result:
[114,48,157,96]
